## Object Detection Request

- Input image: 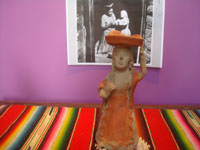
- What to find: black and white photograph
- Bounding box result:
[66,0,165,68]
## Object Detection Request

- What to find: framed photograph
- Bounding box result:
[66,0,165,68]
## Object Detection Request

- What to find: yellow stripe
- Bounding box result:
[182,110,200,137]
[47,108,69,149]
[2,106,37,149]
[0,106,27,139]
[34,107,58,149]
[168,110,194,149]
[159,110,180,149]
[66,108,81,150]
[21,107,51,149]
[52,107,74,149]
[190,111,200,123]
[22,107,58,150]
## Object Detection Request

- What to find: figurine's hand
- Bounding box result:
[106,81,116,91]
[98,89,108,99]
[99,88,113,99]
[98,81,116,99]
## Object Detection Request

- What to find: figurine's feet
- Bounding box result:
[136,137,150,150]
[95,144,107,150]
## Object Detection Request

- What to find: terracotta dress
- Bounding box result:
[96,69,140,150]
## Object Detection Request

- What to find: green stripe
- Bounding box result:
[159,110,180,149]
[10,106,46,150]
[190,110,200,124]
[182,110,200,136]
[66,108,82,150]
[23,107,52,149]
[33,107,58,149]
[162,110,194,149]
[57,108,79,150]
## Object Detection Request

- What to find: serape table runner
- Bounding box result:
[0,105,199,150]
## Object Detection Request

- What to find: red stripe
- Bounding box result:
[0,106,32,145]
[0,105,26,137]
[134,109,153,147]
[68,108,95,150]
[143,109,178,150]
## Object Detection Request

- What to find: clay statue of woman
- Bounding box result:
[95,30,146,150]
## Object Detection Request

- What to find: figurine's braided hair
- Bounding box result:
[106,47,134,83]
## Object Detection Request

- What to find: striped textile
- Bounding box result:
[0,105,199,150]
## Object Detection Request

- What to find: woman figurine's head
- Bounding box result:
[106,46,134,82]
[104,3,114,16]
[112,46,133,71]
[108,8,114,16]
[105,30,143,81]
[120,10,128,19]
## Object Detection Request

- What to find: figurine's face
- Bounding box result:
[120,10,127,18]
[113,47,131,70]
[108,8,113,16]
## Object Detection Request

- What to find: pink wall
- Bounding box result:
[0,0,200,105]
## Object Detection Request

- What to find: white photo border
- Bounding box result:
[66,0,165,68]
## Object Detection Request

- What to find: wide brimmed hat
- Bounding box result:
[104,3,113,8]
[105,30,144,47]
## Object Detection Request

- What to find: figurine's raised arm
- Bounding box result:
[139,44,146,80]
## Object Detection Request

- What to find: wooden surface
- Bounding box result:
[0,100,200,110]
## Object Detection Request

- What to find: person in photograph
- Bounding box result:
[116,10,131,35]
[96,3,116,57]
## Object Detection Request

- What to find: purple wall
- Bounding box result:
[0,0,200,105]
